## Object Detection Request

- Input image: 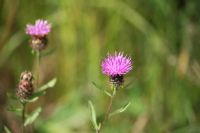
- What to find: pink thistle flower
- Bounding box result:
[101,52,132,76]
[26,19,51,51]
[101,52,133,88]
[26,19,51,37]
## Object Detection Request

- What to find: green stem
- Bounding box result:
[22,103,26,133]
[97,88,116,133]
[36,51,40,89]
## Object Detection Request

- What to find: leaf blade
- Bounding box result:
[88,101,99,130]
[7,106,22,113]
[25,78,57,103]
[38,78,57,91]
[92,81,112,97]
[24,107,42,126]
[4,126,11,133]
[109,102,131,117]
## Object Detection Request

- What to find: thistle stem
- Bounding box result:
[97,88,116,133]
[36,51,40,89]
[22,103,26,133]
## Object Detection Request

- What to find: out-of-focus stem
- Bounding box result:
[97,88,116,133]
[36,51,40,89]
[22,103,26,133]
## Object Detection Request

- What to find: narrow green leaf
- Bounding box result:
[88,101,99,130]
[4,126,11,133]
[7,106,22,112]
[92,81,103,90]
[24,97,39,103]
[24,107,42,126]
[26,91,47,103]
[92,81,112,97]
[24,91,46,103]
[104,91,112,97]
[25,78,57,103]
[38,78,57,91]
[109,102,131,117]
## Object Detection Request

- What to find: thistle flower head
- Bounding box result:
[101,52,132,76]
[26,19,51,37]
[26,19,51,51]
[101,52,133,89]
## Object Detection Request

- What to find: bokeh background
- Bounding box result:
[1,0,200,133]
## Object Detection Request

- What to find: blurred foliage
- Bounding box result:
[0,0,200,133]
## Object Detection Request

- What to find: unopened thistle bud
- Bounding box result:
[26,19,51,51]
[17,71,34,103]
[109,74,124,89]
[101,52,133,89]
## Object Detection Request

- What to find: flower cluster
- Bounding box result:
[101,52,132,88]
[26,19,51,51]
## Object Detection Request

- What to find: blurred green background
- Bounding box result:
[1,0,200,133]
